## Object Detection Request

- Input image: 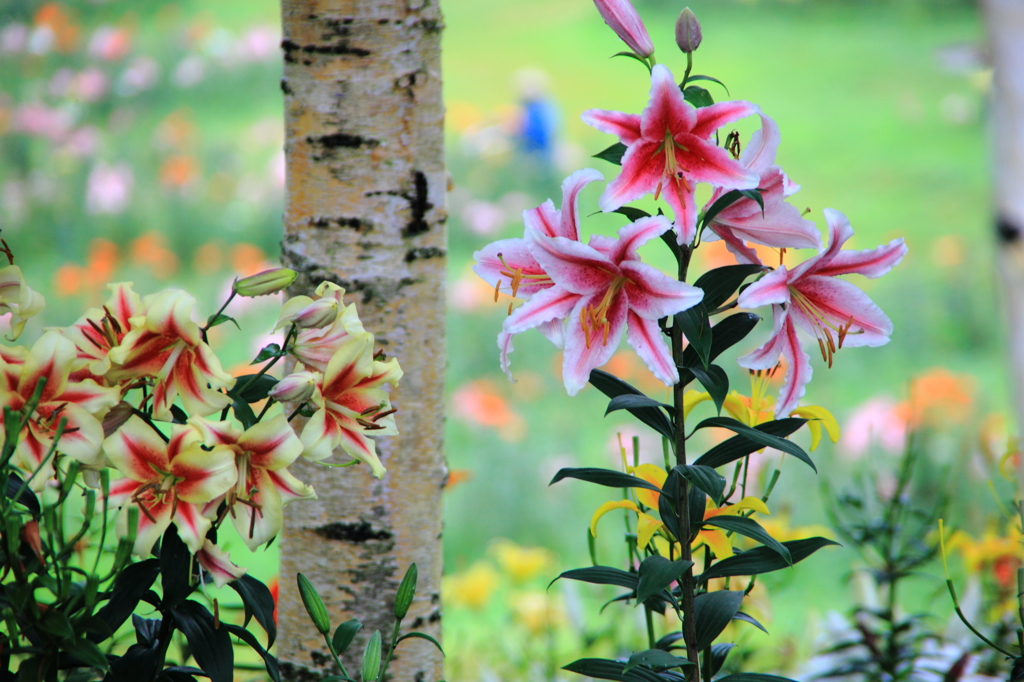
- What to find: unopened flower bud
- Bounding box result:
[234,268,298,297]
[269,371,318,403]
[675,8,702,54]
[593,0,655,59]
[292,298,338,329]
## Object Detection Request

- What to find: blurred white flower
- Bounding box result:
[27,26,54,55]
[117,57,160,96]
[461,200,505,235]
[86,163,133,215]
[236,26,279,62]
[172,56,205,87]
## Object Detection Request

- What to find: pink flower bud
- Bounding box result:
[593,0,655,58]
[269,371,318,403]
[675,8,702,54]
[234,267,297,297]
[291,298,338,329]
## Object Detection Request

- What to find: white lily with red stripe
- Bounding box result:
[299,331,402,478]
[64,282,143,379]
[284,282,367,372]
[737,209,907,416]
[472,169,602,379]
[104,415,237,556]
[1,332,119,485]
[0,264,45,340]
[196,539,247,588]
[192,414,314,551]
[107,289,236,420]
[582,64,760,244]
[507,214,703,395]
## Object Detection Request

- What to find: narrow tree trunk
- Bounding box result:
[982,1,1024,439]
[276,2,446,680]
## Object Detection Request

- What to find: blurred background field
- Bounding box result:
[0,0,1015,679]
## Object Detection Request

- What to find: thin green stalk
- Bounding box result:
[378,618,403,682]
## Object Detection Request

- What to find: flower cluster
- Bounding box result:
[1,262,400,567]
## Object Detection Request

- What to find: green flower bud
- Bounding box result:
[297,573,331,635]
[675,8,702,54]
[234,267,298,297]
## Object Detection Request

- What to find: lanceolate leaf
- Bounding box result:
[563,658,666,682]
[701,189,764,230]
[589,371,675,440]
[677,306,711,369]
[252,343,285,364]
[594,142,628,165]
[395,632,445,655]
[691,417,815,472]
[549,467,666,495]
[683,85,714,108]
[689,365,728,415]
[172,601,234,682]
[623,650,693,673]
[635,556,693,604]
[674,465,726,505]
[205,313,239,331]
[614,207,652,222]
[693,590,745,651]
[705,643,737,679]
[606,394,673,416]
[551,566,638,590]
[694,418,806,469]
[679,313,760,387]
[230,374,280,403]
[332,619,362,655]
[734,611,769,634]
[694,264,768,312]
[223,623,281,682]
[229,574,278,647]
[687,75,729,94]
[699,537,840,582]
[716,674,802,682]
[703,515,791,564]
[160,525,194,610]
[93,559,160,640]
[4,472,40,515]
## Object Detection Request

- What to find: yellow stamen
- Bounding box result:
[580,276,629,349]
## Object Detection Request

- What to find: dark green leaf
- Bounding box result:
[394,563,417,620]
[636,556,692,604]
[716,674,801,682]
[614,207,651,222]
[588,371,675,440]
[687,75,729,94]
[694,418,806,469]
[705,643,736,679]
[683,86,714,108]
[699,537,840,582]
[674,465,726,505]
[606,394,673,416]
[205,313,239,331]
[160,525,194,609]
[551,566,638,590]
[740,189,765,216]
[169,405,188,425]
[228,575,277,648]
[690,365,728,415]
[4,472,40,515]
[62,638,110,670]
[694,265,768,312]
[677,306,711,369]
[395,632,445,656]
[563,658,666,682]
[108,641,159,680]
[222,623,281,682]
[689,485,707,535]
[658,471,682,541]
[680,314,760,387]
[693,590,745,651]
[659,229,682,262]
[38,610,75,639]
[733,611,769,633]
[691,417,815,472]
[93,559,160,641]
[701,190,755,231]
[594,143,628,165]
[332,619,362,655]
[654,631,684,651]
[233,398,257,430]
[623,649,693,673]
[132,615,162,646]
[229,374,280,403]
[703,515,791,564]
[549,467,665,495]
[252,344,284,365]
[172,601,233,682]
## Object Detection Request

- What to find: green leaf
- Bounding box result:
[703,515,791,565]
[38,610,75,639]
[716,675,802,682]
[674,465,726,505]
[613,207,651,222]
[683,85,714,108]
[160,525,194,610]
[690,364,728,414]
[693,590,745,651]
[588,370,675,440]
[394,563,417,620]
[549,467,665,495]
[680,313,760,386]
[4,472,40,515]
[691,417,815,472]
[362,630,382,682]
[611,51,652,70]
[734,611,769,633]
[623,649,693,673]
[551,566,638,590]
[739,189,765,216]
[169,405,188,425]
[694,264,768,312]
[606,394,673,416]
[296,573,331,635]
[229,574,278,648]
[62,637,110,670]
[701,189,759,231]
[563,658,666,682]
[252,343,285,364]
[594,142,628,166]
[93,559,160,641]
[233,397,258,430]
[705,643,736,679]
[172,601,234,682]
[395,632,445,656]
[677,305,711,369]
[205,313,239,331]
[222,623,281,682]
[687,75,729,94]
[229,374,280,403]
[635,556,692,604]
[694,418,806,469]
[332,619,363,655]
[699,537,840,582]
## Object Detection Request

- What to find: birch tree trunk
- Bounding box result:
[276,2,446,680]
[982,1,1024,435]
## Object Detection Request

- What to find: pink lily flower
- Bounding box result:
[64,282,143,379]
[592,0,655,58]
[507,215,704,395]
[702,114,821,264]
[0,332,120,485]
[300,332,402,478]
[473,169,603,379]
[105,415,238,555]
[737,209,907,416]
[192,414,314,550]
[107,289,236,421]
[582,64,760,244]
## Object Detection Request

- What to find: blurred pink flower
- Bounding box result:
[61,126,99,158]
[73,68,109,102]
[839,397,907,461]
[268,150,286,188]
[0,23,29,53]
[14,103,73,141]
[48,68,74,97]
[237,26,279,62]
[86,163,133,215]
[462,200,506,235]
[88,26,131,61]
[118,57,160,96]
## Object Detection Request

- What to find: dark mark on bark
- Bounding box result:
[321,19,352,40]
[997,214,1020,244]
[280,660,330,682]
[315,520,392,543]
[415,672,426,682]
[378,18,390,24]
[283,250,418,306]
[419,19,443,34]
[281,38,371,61]
[308,132,379,150]
[404,171,432,237]
[311,216,371,233]
[405,247,445,263]
[431,592,440,604]
[280,79,293,96]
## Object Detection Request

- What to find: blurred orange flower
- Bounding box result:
[451,379,525,442]
[159,155,200,188]
[35,3,79,52]
[130,232,178,279]
[897,367,974,427]
[193,242,225,275]
[52,239,120,298]
[231,243,269,277]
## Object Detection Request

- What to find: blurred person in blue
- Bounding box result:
[514,69,559,181]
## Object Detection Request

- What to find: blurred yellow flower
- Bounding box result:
[509,590,565,636]
[444,561,500,610]
[491,540,554,584]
